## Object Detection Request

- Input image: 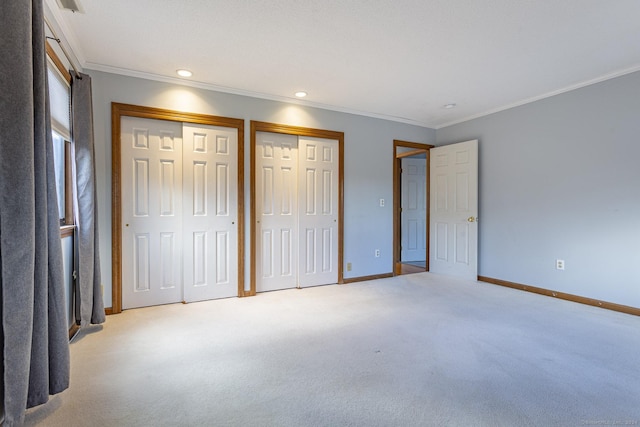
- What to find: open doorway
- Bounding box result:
[393,140,433,275]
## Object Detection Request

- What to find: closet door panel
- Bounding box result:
[256,132,298,292]
[298,137,339,287]
[121,117,183,309]
[183,124,238,302]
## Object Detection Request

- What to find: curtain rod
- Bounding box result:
[44,16,81,77]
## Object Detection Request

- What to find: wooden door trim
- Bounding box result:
[111,102,245,314]
[249,121,345,296]
[393,140,434,275]
[396,148,427,159]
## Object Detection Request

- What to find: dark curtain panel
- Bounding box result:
[71,71,105,326]
[0,1,70,425]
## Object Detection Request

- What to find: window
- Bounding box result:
[47,45,74,229]
[51,131,73,225]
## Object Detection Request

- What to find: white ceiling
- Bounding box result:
[46,0,640,128]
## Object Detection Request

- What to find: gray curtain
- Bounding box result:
[71,72,105,326]
[0,1,70,425]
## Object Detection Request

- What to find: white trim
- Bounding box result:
[84,62,433,128]
[37,2,640,131]
[435,64,640,129]
[84,62,640,131]
[44,0,85,72]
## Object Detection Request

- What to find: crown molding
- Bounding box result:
[43,0,85,71]
[435,64,640,129]
[41,3,640,133]
[84,62,435,129]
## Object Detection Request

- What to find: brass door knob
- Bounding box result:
[467,217,478,223]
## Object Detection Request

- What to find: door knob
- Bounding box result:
[467,217,478,223]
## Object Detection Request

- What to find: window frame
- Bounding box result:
[46,42,75,237]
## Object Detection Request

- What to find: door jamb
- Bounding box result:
[111,103,245,314]
[249,121,345,296]
[393,140,434,275]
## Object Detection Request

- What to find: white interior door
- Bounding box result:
[256,132,299,292]
[429,139,478,280]
[401,157,427,263]
[298,136,339,287]
[182,124,238,302]
[121,117,184,309]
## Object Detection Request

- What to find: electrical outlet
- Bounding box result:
[556,259,565,270]
[379,198,385,207]
[375,249,380,257]
[346,262,352,271]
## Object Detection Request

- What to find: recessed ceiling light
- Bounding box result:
[177,69,193,77]
[295,91,308,98]
[444,103,457,109]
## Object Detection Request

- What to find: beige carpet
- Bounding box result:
[23,273,640,426]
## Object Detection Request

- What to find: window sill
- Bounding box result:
[60,225,75,238]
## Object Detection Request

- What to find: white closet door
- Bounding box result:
[182,124,238,302]
[298,136,339,287]
[256,132,299,292]
[121,117,183,309]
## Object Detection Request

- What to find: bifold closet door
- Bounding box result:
[182,124,238,302]
[121,117,184,309]
[256,132,298,292]
[121,117,239,309]
[298,136,338,288]
[256,132,339,292]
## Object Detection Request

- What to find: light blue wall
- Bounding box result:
[437,71,640,307]
[88,70,435,306]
